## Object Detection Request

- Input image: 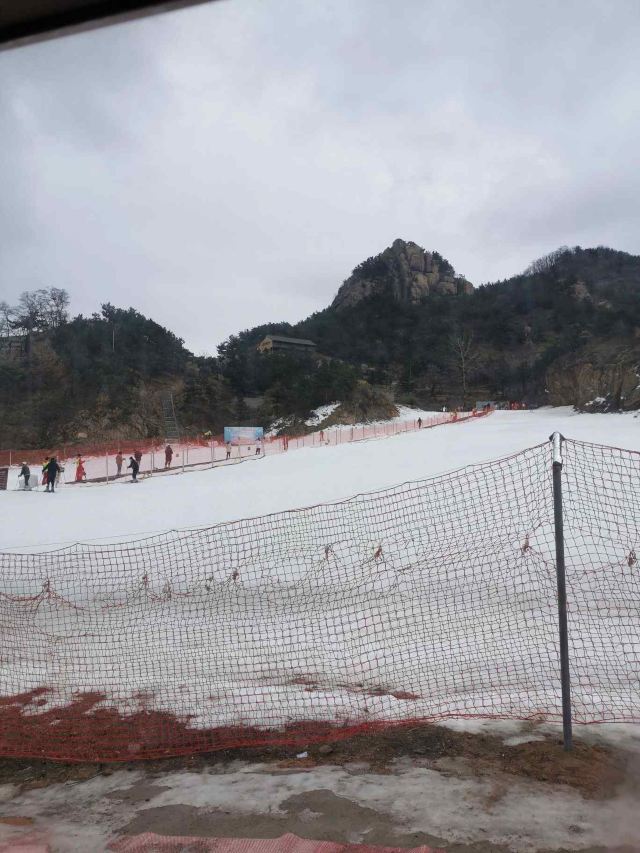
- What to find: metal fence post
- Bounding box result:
[550,431,573,751]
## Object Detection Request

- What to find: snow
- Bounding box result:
[1,758,639,852]
[2,407,639,551]
[0,407,638,749]
[304,403,340,426]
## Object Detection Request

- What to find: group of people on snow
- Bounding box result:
[114,444,174,482]
[18,456,63,492]
[17,436,270,491]
[17,444,175,490]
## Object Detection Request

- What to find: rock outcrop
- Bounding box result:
[332,239,473,310]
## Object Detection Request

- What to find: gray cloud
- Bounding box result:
[1,0,639,353]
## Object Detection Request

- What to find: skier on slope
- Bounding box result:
[19,462,31,490]
[44,457,61,492]
[127,455,140,482]
[115,451,123,476]
[164,444,173,469]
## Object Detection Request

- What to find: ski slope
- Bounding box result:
[0,406,638,758]
[2,407,639,552]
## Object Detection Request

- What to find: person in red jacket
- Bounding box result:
[75,456,86,482]
[164,445,173,469]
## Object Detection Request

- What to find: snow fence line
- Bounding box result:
[0,409,490,487]
[0,433,637,763]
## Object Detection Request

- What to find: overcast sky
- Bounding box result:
[1,0,639,354]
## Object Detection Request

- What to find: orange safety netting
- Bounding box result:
[0,435,636,763]
[0,411,488,482]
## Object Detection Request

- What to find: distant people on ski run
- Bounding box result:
[165,444,173,468]
[19,462,31,490]
[42,456,49,487]
[127,455,139,482]
[115,452,123,476]
[44,457,61,492]
[75,456,86,482]
[225,441,232,460]
[417,417,423,429]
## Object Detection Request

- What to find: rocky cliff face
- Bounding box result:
[332,239,473,310]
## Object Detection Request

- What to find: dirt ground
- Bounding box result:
[0,721,638,852]
[1,720,636,800]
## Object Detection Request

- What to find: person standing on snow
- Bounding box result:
[115,451,123,476]
[225,441,231,460]
[417,417,423,429]
[19,462,31,490]
[75,457,86,482]
[164,445,173,469]
[42,456,50,487]
[44,457,61,492]
[127,455,139,482]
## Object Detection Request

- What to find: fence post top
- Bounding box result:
[550,432,564,465]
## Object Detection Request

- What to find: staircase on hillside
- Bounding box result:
[161,393,181,442]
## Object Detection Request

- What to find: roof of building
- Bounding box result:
[263,335,316,347]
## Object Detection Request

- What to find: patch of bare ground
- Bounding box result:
[0,721,636,802]
[303,724,638,800]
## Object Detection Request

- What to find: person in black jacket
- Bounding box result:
[19,462,31,490]
[127,455,140,482]
[44,457,61,492]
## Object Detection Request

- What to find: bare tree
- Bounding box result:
[0,302,14,337]
[14,289,49,333]
[450,331,481,408]
[523,247,572,276]
[45,287,70,328]
[12,288,70,333]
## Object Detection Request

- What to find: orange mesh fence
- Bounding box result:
[1,435,635,763]
[0,410,487,482]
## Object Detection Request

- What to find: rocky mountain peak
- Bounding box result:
[331,239,473,310]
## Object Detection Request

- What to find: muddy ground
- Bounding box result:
[1,720,636,800]
[0,722,638,852]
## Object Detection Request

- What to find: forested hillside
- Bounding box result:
[221,244,640,414]
[0,297,235,447]
[2,242,640,448]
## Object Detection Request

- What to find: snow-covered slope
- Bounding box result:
[2,407,639,552]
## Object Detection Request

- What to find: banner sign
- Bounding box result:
[224,426,264,446]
